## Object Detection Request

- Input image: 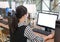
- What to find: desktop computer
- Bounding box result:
[33,13,58,35]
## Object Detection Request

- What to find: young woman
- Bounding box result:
[0,5,54,42]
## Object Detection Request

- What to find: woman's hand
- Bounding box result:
[47,33,54,39]
[43,33,54,41]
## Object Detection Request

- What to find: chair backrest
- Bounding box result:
[55,20,60,42]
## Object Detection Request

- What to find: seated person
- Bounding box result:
[0,5,54,42]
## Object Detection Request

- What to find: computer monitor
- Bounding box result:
[37,13,58,32]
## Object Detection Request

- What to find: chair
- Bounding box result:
[55,20,60,42]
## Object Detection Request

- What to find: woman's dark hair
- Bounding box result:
[9,5,27,33]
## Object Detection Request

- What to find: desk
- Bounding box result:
[32,24,54,42]
[34,32,54,42]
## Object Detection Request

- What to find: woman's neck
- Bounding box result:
[19,17,25,23]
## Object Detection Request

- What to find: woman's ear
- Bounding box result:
[24,14,28,18]
[26,14,28,18]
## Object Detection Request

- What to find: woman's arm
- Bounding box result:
[24,26,44,42]
[24,26,54,42]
